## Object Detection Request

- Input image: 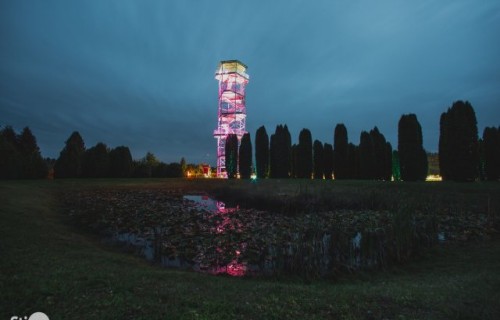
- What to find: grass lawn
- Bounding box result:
[1,179,500,319]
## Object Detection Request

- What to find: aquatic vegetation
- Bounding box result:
[59,186,498,278]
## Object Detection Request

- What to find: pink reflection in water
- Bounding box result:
[184,195,247,277]
[213,201,243,234]
[214,200,247,277]
[226,261,247,276]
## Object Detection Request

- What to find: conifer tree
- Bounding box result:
[109,146,133,178]
[255,126,269,178]
[18,127,47,179]
[82,142,110,178]
[323,143,334,179]
[54,131,85,178]
[347,143,359,179]
[313,140,324,179]
[225,134,238,179]
[392,150,401,181]
[290,144,298,178]
[439,101,479,181]
[398,114,428,181]
[384,142,393,181]
[269,125,291,178]
[239,133,252,179]
[297,128,313,178]
[0,126,21,179]
[334,124,349,179]
[482,126,500,181]
[0,126,48,179]
[359,131,375,179]
[283,125,292,177]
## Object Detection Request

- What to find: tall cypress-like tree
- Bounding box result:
[369,127,388,180]
[359,131,375,179]
[398,114,428,181]
[255,126,269,178]
[313,140,324,179]
[347,143,359,179]
[290,144,298,178]
[478,138,486,181]
[239,133,252,179]
[392,150,401,181]
[482,126,500,181]
[438,112,450,180]
[323,143,334,179]
[270,125,291,178]
[283,125,292,177]
[384,142,393,181]
[54,131,85,178]
[334,124,349,179]
[225,134,238,179]
[297,128,313,178]
[439,101,479,181]
[270,132,277,178]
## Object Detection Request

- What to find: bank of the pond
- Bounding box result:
[2,180,500,319]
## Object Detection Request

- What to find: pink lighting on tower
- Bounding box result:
[213,60,249,178]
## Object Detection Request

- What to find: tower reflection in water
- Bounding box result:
[182,195,248,277]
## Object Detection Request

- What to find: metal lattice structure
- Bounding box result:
[213,60,249,178]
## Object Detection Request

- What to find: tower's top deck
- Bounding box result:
[216,60,249,80]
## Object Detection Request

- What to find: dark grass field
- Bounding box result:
[1,179,500,319]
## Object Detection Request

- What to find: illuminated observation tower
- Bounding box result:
[213,60,249,178]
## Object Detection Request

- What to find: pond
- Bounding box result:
[113,195,257,276]
[63,188,441,278]
[111,194,406,277]
[63,186,496,278]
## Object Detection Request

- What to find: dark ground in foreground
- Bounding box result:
[1,179,500,319]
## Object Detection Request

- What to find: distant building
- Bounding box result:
[202,164,211,178]
[426,152,442,181]
[427,152,440,176]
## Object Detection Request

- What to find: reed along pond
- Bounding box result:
[61,187,497,278]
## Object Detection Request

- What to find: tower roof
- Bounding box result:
[220,59,247,69]
[216,60,249,79]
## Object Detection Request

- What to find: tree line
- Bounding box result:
[53,131,184,178]
[227,100,499,181]
[1,100,499,181]
[0,128,184,179]
[244,124,395,180]
[0,126,48,179]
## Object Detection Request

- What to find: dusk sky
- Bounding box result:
[1,0,499,165]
